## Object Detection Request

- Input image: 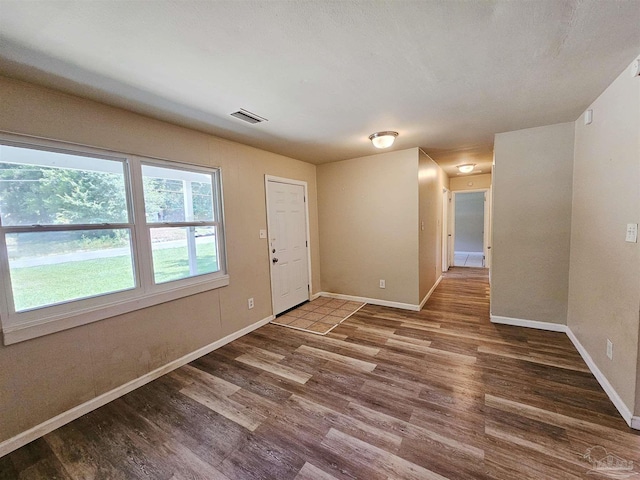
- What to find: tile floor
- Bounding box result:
[453,251,485,267]
[271,297,365,335]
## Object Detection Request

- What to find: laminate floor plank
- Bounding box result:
[235,353,313,384]
[294,462,339,480]
[218,432,305,480]
[320,428,449,480]
[285,394,404,454]
[118,377,249,467]
[4,267,639,479]
[295,345,377,372]
[180,381,267,431]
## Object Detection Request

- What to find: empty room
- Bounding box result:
[0,1,639,479]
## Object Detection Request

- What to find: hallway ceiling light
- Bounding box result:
[369,131,398,149]
[457,164,476,174]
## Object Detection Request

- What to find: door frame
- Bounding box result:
[264,175,313,315]
[442,187,451,272]
[451,188,491,268]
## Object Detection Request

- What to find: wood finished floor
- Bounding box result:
[2,267,640,479]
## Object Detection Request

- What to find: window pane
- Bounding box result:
[150,227,218,283]
[142,164,214,223]
[0,144,129,226]
[7,229,135,312]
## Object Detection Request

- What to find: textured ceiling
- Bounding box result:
[0,0,639,176]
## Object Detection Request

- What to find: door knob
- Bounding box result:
[272,257,279,264]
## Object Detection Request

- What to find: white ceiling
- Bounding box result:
[0,1,639,177]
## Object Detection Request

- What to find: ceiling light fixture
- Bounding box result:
[369,131,398,149]
[457,164,476,174]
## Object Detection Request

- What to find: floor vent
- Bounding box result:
[230,109,268,124]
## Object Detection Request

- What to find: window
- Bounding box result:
[141,164,221,284]
[0,135,227,344]
[0,147,134,312]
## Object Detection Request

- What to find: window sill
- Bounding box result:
[1,275,229,345]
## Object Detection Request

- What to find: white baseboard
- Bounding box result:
[318,292,421,311]
[490,315,568,333]
[565,328,633,428]
[419,276,443,310]
[318,277,443,312]
[0,314,274,458]
[490,314,636,430]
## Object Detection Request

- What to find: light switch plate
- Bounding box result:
[625,223,638,243]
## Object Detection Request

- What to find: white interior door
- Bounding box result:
[266,179,310,315]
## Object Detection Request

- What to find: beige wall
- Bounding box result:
[318,148,420,306]
[419,150,448,300]
[492,122,574,324]
[0,76,321,443]
[449,173,492,191]
[568,57,640,412]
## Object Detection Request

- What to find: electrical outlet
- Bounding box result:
[606,339,613,360]
[248,298,254,309]
[379,279,385,289]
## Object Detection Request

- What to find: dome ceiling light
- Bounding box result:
[369,131,398,149]
[457,164,476,174]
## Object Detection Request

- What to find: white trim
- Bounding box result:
[565,328,633,428]
[0,314,273,458]
[318,292,421,311]
[490,315,568,333]
[484,187,492,269]
[441,187,450,272]
[420,275,443,309]
[490,314,637,430]
[2,275,229,345]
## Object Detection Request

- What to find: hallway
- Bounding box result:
[1,268,639,479]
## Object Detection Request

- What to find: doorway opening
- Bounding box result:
[451,190,490,268]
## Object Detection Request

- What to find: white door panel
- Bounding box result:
[267,180,310,315]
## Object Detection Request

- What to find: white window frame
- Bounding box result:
[0,133,228,345]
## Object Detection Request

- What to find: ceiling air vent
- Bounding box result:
[230,109,268,124]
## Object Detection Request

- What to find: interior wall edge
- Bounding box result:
[419,275,443,310]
